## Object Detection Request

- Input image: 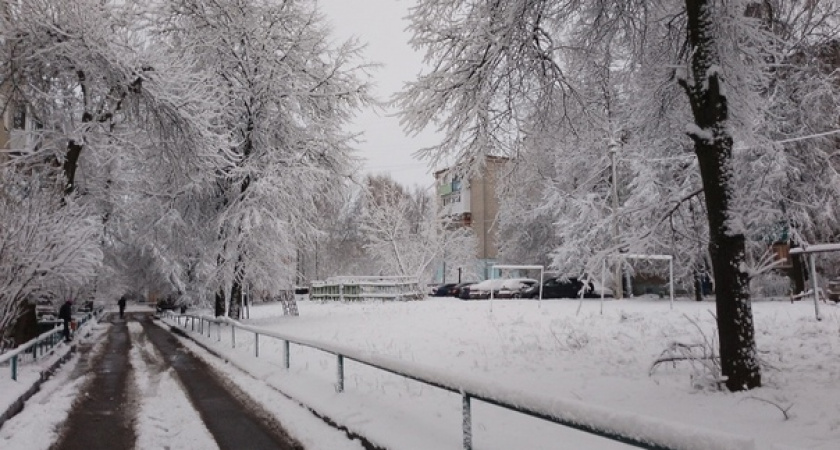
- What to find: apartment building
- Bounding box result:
[434,156,508,280]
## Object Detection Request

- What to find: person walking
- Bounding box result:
[118,295,127,319]
[59,299,73,342]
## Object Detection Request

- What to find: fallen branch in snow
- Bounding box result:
[742,396,793,421]
[650,314,726,390]
[649,342,718,375]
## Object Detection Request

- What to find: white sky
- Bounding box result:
[316,0,441,189]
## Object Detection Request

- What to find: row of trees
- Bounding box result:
[304,174,475,282]
[0,0,475,344]
[0,0,374,338]
[397,0,840,391]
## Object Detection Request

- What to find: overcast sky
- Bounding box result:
[316,0,441,189]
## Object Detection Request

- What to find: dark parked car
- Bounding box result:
[156,296,179,312]
[449,282,476,298]
[521,277,613,299]
[431,283,457,297]
[459,283,477,300]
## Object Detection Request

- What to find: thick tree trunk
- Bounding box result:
[789,240,806,294]
[214,288,225,317]
[64,140,83,195]
[12,303,39,346]
[229,280,242,320]
[683,0,761,391]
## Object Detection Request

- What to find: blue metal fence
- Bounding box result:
[1,309,102,381]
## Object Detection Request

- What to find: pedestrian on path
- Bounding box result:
[59,299,73,342]
[118,295,127,319]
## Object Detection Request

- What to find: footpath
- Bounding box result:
[46,311,301,450]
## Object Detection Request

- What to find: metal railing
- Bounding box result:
[0,308,102,381]
[310,276,424,301]
[161,312,753,450]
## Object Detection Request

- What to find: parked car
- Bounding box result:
[521,277,614,299]
[449,282,476,298]
[496,278,538,298]
[459,283,475,300]
[467,278,536,299]
[826,278,840,302]
[156,296,179,312]
[466,279,506,299]
[431,283,457,297]
[294,286,310,295]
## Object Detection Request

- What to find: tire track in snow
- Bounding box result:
[127,322,219,450]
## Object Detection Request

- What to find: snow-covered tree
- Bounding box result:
[359,175,475,281]
[162,0,371,317]
[0,0,231,312]
[398,0,840,391]
[0,172,101,342]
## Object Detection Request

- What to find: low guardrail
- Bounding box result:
[310,276,424,301]
[161,312,754,450]
[0,308,102,381]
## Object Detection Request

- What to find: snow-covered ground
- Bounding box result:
[2,297,838,450]
[175,296,840,450]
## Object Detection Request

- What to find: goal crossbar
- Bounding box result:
[605,253,674,307]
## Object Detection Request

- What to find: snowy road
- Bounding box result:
[1,310,360,450]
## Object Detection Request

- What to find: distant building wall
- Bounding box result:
[435,156,509,280]
[0,82,11,165]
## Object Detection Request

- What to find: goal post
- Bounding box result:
[788,243,840,321]
[604,254,674,308]
[490,265,545,307]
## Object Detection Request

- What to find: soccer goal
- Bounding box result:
[604,254,674,307]
[788,243,840,321]
[490,264,545,307]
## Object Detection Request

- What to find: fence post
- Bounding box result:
[283,340,290,369]
[11,355,18,381]
[217,322,221,342]
[231,325,236,348]
[336,354,344,393]
[462,393,472,450]
[255,333,260,357]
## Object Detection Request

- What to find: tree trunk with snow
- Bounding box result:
[681,0,760,391]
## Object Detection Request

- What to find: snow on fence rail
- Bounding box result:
[309,275,424,301]
[161,312,755,450]
[0,308,102,381]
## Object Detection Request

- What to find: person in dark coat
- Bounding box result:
[59,300,73,342]
[118,295,127,318]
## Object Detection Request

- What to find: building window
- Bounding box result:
[443,193,461,206]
